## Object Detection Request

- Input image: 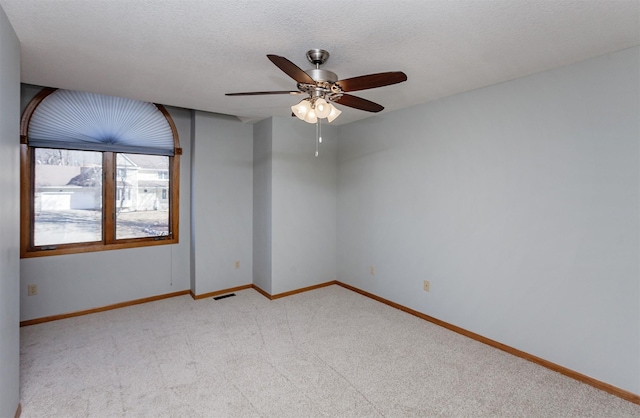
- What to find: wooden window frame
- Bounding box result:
[20,88,181,258]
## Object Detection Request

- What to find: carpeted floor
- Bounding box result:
[20,285,640,417]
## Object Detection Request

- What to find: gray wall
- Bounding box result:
[252,117,338,295]
[253,118,273,294]
[191,111,253,295]
[20,103,193,321]
[337,47,639,394]
[190,110,197,294]
[270,117,337,294]
[0,4,20,416]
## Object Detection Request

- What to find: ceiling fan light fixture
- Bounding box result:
[326,104,342,123]
[314,98,331,119]
[291,99,311,120]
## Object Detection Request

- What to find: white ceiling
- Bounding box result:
[1,0,638,125]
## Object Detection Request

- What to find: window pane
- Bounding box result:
[116,154,170,239]
[34,148,102,246]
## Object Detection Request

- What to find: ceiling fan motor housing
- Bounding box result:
[305,68,338,83]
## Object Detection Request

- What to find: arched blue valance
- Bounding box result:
[26,89,177,156]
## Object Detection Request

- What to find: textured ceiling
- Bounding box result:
[1,0,638,125]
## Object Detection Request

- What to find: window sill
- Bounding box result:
[20,237,178,258]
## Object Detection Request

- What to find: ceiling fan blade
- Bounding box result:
[337,72,407,92]
[267,54,315,84]
[225,91,303,96]
[335,94,384,112]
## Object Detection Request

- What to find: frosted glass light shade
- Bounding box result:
[291,99,311,121]
[314,98,331,119]
[327,104,342,123]
[304,109,318,123]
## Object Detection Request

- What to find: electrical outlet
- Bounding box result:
[234,260,240,269]
[27,284,38,296]
[370,266,375,276]
[423,280,430,292]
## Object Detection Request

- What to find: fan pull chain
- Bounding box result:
[315,121,319,157]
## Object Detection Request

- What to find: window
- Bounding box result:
[115,153,169,240]
[21,88,181,257]
[33,149,103,246]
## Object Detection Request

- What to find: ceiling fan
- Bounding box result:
[225,49,408,125]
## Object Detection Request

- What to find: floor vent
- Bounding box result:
[213,293,236,301]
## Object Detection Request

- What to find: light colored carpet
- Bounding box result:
[20,285,639,417]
